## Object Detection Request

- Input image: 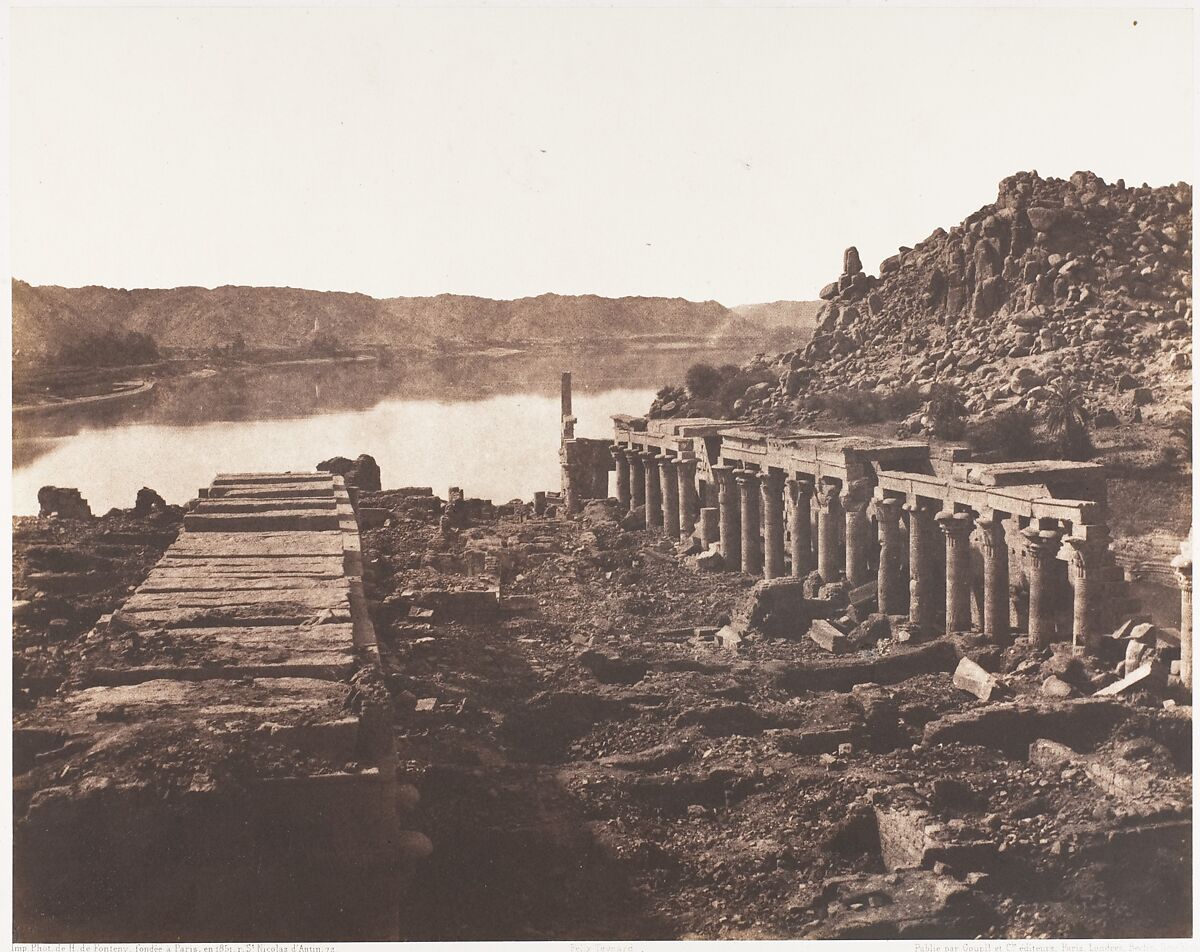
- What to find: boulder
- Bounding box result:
[133,487,167,516]
[843,246,863,275]
[37,486,93,520]
[620,505,647,531]
[729,577,821,637]
[317,454,382,493]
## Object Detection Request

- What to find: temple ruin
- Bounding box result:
[559,373,1192,690]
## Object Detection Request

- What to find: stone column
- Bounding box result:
[815,479,842,583]
[699,507,719,550]
[629,451,646,509]
[712,465,740,570]
[976,510,1010,642]
[761,470,787,579]
[613,448,632,511]
[660,456,680,541]
[677,458,699,541]
[1023,528,1063,648]
[786,478,815,578]
[844,498,872,588]
[938,511,975,633]
[736,469,763,576]
[1172,547,1192,690]
[905,499,938,629]
[561,442,581,515]
[875,497,906,615]
[1065,527,1108,655]
[642,451,662,530]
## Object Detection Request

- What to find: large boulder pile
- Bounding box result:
[653,171,1192,429]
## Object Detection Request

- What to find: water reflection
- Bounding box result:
[11,346,751,515]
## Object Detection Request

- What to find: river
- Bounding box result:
[11,345,753,516]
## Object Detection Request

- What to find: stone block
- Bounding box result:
[952,657,1004,702]
[357,508,390,529]
[810,619,850,654]
[1094,660,1169,696]
[729,577,815,637]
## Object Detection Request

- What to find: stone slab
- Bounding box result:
[1093,660,1169,696]
[168,532,345,558]
[121,585,349,614]
[194,498,337,513]
[157,556,345,575]
[65,676,347,722]
[184,511,341,532]
[810,619,850,654]
[213,472,334,484]
[216,486,339,499]
[141,571,348,592]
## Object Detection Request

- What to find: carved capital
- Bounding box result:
[937,510,975,539]
[761,469,787,495]
[1022,527,1063,567]
[815,478,842,512]
[786,477,815,505]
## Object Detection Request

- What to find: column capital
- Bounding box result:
[1064,533,1108,578]
[873,496,904,523]
[974,508,1008,530]
[815,478,841,511]
[658,455,677,471]
[676,457,698,475]
[1022,527,1063,563]
[786,476,815,503]
[937,510,975,538]
[903,498,940,516]
[639,450,659,463]
[761,469,787,493]
[734,468,761,488]
[1172,553,1193,590]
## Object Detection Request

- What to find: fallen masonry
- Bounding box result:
[11,411,1194,938]
[13,471,428,941]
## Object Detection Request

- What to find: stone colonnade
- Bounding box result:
[610,443,1117,656]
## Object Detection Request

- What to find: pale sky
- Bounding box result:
[9,4,1195,305]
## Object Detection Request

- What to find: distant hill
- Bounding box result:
[730,300,823,348]
[11,281,813,363]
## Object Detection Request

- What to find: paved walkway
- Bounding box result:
[15,472,405,940]
[105,470,376,679]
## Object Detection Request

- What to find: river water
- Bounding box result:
[11,346,750,516]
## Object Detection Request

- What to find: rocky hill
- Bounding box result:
[12,283,810,363]
[652,170,1193,431]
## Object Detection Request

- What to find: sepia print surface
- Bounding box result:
[9,3,1194,943]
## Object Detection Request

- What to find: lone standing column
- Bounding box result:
[1023,527,1063,648]
[642,451,662,530]
[976,510,1010,642]
[875,497,906,614]
[676,458,699,541]
[761,470,787,579]
[613,447,631,511]
[844,497,872,588]
[938,511,975,633]
[629,451,646,510]
[815,479,843,582]
[660,456,680,541]
[1172,543,1192,689]
[736,469,763,576]
[905,499,938,630]
[712,465,741,570]
[1065,526,1108,655]
[786,477,815,577]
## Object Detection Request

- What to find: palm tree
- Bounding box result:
[1042,381,1093,460]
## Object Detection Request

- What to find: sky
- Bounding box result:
[8,4,1195,306]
